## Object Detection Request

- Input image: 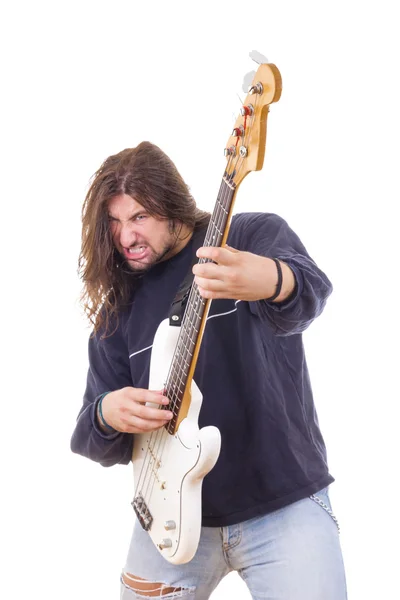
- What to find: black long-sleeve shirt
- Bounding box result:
[71,212,334,526]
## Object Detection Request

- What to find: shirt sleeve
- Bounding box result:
[231,212,333,336]
[70,319,134,467]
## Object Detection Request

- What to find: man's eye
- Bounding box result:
[136,215,147,221]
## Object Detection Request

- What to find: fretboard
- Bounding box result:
[165,175,236,433]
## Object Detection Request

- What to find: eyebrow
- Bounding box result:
[107,210,143,221]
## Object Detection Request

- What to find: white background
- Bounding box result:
[1,1,398,598]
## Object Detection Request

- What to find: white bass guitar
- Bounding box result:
[131,59,282,564]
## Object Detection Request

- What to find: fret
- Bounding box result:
[179,338,194,364]
[180,316,199,337]
[167,379,185,398]
[173,342,193,374]
[181,321,199,336]
[222,177,236,191]
[178,333,196,354]
[209,219,223,237]
[180,323,198,344]
[187,297,203,321]
[169,375,185,397]
[184,334,195,355]
[215,199,230,212]
[168,368,186,425]
[167,380,181,397]
[179,317,198,342]
[216,201,228,214]
[177,351,191,371]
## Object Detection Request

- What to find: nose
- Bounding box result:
[117,221,138,249]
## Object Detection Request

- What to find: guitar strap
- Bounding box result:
[168,226,208,327]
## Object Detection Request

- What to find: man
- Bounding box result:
[71,141,347,599]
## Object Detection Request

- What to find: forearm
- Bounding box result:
[263,257,297,303]
[225,212,332,335]
[96,392,116,434]
[70,395,133,467]
[252,254,333,335]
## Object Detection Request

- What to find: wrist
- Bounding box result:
[265,258,296,303]
[96,392,116,433]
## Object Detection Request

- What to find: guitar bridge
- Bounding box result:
[131,493,153,531]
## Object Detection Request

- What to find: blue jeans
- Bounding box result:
[121,487,347,599]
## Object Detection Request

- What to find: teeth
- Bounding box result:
[128,246,145,254]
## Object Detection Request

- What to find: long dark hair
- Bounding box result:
[79,141,210,336]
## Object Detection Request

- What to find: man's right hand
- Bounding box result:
[97,387,173,434]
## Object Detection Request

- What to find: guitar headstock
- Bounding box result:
[224,62,282,187]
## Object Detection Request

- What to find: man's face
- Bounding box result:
[108,193,187,272]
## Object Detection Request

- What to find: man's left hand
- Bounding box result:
[192,245,283,301]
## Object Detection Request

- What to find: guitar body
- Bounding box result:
[132,318,221,564]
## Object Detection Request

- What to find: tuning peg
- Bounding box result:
[249,50,269,65]
[242,70,255,93]
[242,50,269,92]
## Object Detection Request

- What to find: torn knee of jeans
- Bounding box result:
[121,572,195,597]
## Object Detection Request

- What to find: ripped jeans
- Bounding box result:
[121,487,347,599]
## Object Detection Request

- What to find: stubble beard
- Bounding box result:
[122,240,177,274]
[120,222,188,275]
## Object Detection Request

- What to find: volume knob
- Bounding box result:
[164,520,176,531]
[159,538,173,549]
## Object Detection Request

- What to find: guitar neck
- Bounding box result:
[165,174,237,434]
[164,61,281,434]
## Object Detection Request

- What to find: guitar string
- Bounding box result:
[165,191,228,410]
[155,97,258,425]
[135,98,258,518]
[133,123,254,517]
[134,165,240,510]
[133,98,259,521]
[134,179,232,515]
[133,177,233,516]
[134,175,235,518]
[154,174,233,423]
[132,176,230,509]
[162,148,244,415]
